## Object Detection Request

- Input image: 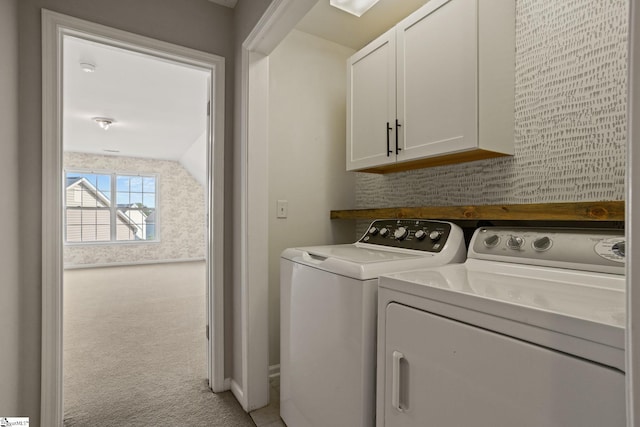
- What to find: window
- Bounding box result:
[65,171,158,243]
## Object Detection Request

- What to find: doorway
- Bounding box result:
[42,11,226,426]
[61,34,210,424]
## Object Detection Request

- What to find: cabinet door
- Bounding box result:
[347,30,396,171]
[382,303,626,427]
[396,0,478,162]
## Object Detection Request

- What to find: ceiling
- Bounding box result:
[207,0,431,50]
[62,0,428,161]
[63,36,209,161]
[296,0,430,50]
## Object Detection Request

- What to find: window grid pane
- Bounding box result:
[65,171,157,243]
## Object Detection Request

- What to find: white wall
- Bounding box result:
[268,29,356,367]
[63,152,206,267]
[0,0,22,418]
[180,131,207,187]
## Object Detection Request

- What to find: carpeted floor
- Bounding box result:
[63,261,255,427]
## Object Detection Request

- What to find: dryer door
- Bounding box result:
[382,302,625,427]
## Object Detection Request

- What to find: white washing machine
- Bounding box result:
[377,227,626,427]
[280,219,467,427]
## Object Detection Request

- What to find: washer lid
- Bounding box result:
[290,244,430,263]
[281,243,466,281]
[280,221,467,280]
[379,259,625,368]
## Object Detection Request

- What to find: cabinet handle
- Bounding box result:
[386,122,393,156]
[392,350,406,412]
[395,119,402,155]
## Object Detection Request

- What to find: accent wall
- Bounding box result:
[355,0,628,214]
[63,152,206,267]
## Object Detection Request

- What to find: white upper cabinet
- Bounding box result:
[347,30,396,171]
[346,0,515,173]
[396,0,477,162]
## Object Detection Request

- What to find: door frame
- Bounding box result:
[627,1,638,424]
[41,10,226,426]
[236,0,317,411]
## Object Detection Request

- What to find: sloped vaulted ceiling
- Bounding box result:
[63,36,209,185]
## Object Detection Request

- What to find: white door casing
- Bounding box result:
[41,10,226,426]
[236,0,318,412]
[627,1,638,425]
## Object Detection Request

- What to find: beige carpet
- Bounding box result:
[63,261,255,427]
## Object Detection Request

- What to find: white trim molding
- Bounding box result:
[230,378,245,404]
[63,257,206,270]
[268,364,280,379]
[41,12,64,424]
[237,0,317,413]
[242,0,318,55]
[41,10,227,426]
[627,0,638,424]
[241,49,270,412]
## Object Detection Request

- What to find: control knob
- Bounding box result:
[429,231,442,242]
[379,227,390,238]
[368,226,379,236]
[394,226,409,241]
[532,236,552,252]
[612,241,625,257]
[483,234,500,248]
[507,236,525,250]
[414,230,427,241]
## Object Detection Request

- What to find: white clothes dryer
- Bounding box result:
[377,227,626,427]
[280,219,466,427]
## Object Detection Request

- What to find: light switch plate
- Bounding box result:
[277,200,288,218]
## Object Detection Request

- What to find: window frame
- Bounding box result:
[63,168,160,245]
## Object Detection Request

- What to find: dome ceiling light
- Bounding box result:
[80,61,96,73]
[92,117,115,130]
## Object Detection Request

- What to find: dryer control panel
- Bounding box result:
[358,219,453,253]
[470,227,625,275]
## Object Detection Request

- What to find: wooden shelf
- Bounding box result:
[355,149,511,174]
[330,201,625,222]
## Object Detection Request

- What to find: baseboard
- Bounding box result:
[230,378,247,410]
[223,377,232,390]
[269,364,280,379]
[63,257,206,270]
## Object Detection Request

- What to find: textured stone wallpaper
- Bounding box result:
[64,152,206,267]
[355,0,628,209]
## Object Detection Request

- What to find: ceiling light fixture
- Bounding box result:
[93,117,115,130]
[330,0,380,17]
[80,62,96,73]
